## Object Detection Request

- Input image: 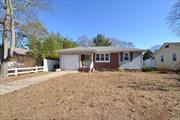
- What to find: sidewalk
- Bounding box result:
[0,71,78,95]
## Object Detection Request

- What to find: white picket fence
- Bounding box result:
[8,66,44,76]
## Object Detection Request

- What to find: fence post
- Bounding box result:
[15,68,18,76]
[43,59,48,72]
[35,66,38,73]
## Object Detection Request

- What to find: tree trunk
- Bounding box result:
[0,0,10,78]
[9,0,15,57]
[0,27,8,78]
[2,14,9,61]
[0,62,8,79]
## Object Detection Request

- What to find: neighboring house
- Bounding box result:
[0,47,27,57]
[13,47,28,55]
[11,48,35,68]
[154,42,180,70]
[58,46,145,71]
[0,47,35,68]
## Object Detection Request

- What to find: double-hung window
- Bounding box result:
[100,54,105,61]
[96,54,100,61]
[105,54,110,61]
[172,53,176,61]
[124,52,130,62]
[96,53,110,62]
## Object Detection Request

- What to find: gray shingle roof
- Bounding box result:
[58,46,145,54]
[163,42,180,46]
[0,47,28,55]
[14,47,29,55]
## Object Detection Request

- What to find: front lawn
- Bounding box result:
[0,71,180,120]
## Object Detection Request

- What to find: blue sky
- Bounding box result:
[39,0,180,49]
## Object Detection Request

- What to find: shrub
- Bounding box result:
[118,67,125,72]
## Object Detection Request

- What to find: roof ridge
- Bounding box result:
[164,42,180,44]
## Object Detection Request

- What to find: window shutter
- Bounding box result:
[130,52,133,61]
[120,52,123,62]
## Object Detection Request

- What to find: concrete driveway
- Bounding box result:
[0,71,78,95]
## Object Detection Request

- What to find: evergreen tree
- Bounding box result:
[143,49,153,60]
[93,34,112,46]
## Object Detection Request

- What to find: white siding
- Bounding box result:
[43,59,59,71]
[119,52,143,69]
[155,44,180,70]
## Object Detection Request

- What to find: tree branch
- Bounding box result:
[2,0,7,9]
[13,1,32,11]
[0,19,4,25]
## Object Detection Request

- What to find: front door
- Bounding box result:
[81,55,91,68]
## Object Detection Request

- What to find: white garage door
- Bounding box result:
[62,55,79,70]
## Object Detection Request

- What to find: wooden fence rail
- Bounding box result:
[8,66,44,76]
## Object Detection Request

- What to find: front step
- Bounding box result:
[79,68,90,72]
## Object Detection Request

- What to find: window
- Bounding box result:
[96,54,100,61]
[124,53,129,61]
[165,45,169,48]
[101,54,104,61]
[105,54,109,61]
[173,53,176,61]
[161,55,164,62]
[96,53,110,62]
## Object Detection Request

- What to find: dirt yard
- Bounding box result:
[0,72,48,84]
[0,71,180,120]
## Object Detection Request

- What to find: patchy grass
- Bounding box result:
[0,71,180,120]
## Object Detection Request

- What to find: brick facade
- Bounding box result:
[94,53,119,70]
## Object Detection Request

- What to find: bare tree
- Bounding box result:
[108,37,135,48]
[15,20,48,48]
[10,0,50,56]
[19,21,48,39]
[0,0,51,78]
[76,35,93,47]
[167,0,180,35]
[0,0,10,78]
[8,0,15,57]
[150,45,161,53]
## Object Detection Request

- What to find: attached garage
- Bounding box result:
[61,55,79,70]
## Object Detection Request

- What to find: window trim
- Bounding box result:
[95,53,110,63]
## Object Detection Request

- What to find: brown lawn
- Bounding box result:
[0,72,48,84]
[0,71,180,120]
